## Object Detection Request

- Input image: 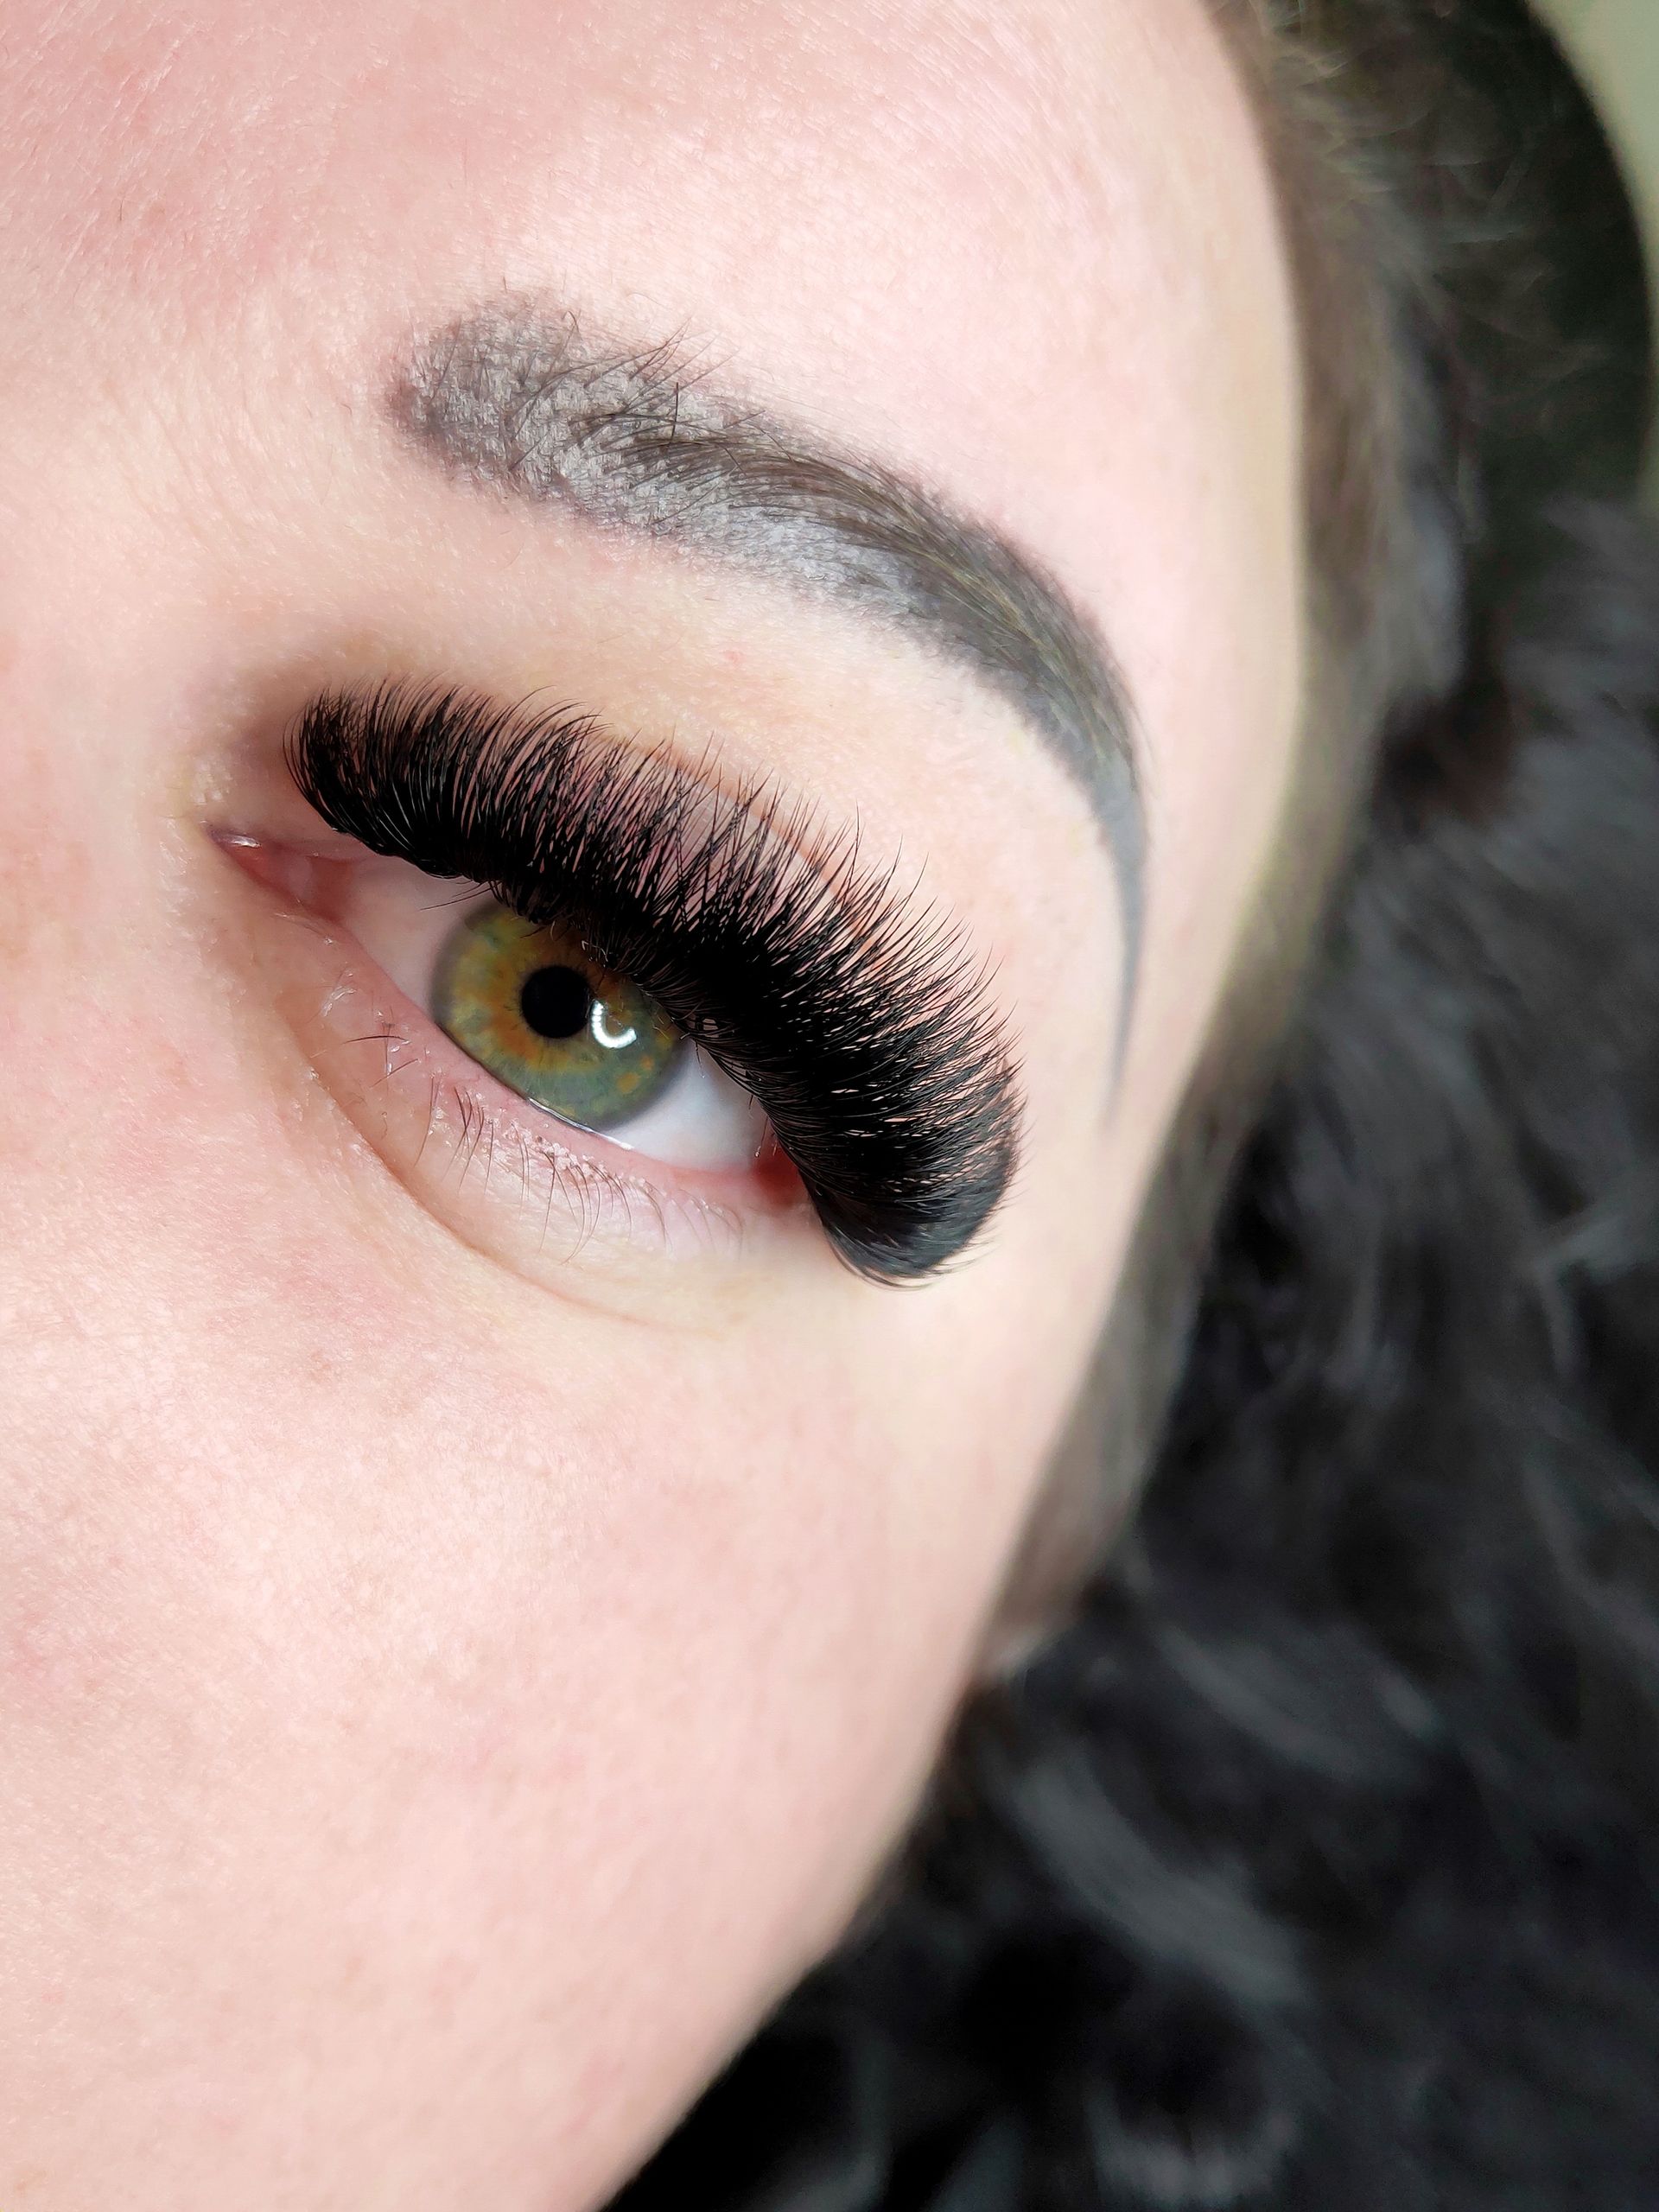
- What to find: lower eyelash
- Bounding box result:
[311,954,759,1264]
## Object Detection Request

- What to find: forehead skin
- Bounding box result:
[0,3,1300,2209]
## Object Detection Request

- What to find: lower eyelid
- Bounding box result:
[225,849,810,1300]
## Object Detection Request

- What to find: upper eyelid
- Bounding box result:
[389,304,1143,979]
[286,689,874,1009]
[278,681,982,1053]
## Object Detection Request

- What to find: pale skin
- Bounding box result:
[0,1,1304,2205]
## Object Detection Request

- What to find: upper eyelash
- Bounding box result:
[283,679,1021,1282]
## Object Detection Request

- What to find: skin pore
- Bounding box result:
[0,2,1302,2207]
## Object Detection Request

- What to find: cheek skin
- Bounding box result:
[0,1074,1015,2203]
[0,638,1105,2212]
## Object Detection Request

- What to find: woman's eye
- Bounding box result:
[435,905,684,1134]
[336,861,772,1175]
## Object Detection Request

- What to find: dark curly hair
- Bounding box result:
[608,4,1659,2204]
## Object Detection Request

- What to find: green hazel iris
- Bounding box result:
[433,903,684,1132]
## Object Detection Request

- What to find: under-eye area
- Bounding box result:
[224,679,1023,1287]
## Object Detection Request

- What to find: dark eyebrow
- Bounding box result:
[384,301,1143,993]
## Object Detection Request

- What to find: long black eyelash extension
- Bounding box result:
[285,681,1022,1283]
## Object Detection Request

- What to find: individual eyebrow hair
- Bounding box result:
[384,301,1145,1007]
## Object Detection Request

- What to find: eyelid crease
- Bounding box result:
[283,678,1022,1281]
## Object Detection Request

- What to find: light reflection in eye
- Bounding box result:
[590,1004,639,1052]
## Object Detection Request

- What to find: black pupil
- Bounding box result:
[519,964,594,1042]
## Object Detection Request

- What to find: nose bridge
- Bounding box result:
[0,480,211,1301]
[0,498,159,1001]
[0,301,258,962]
[0,599,126,1021]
